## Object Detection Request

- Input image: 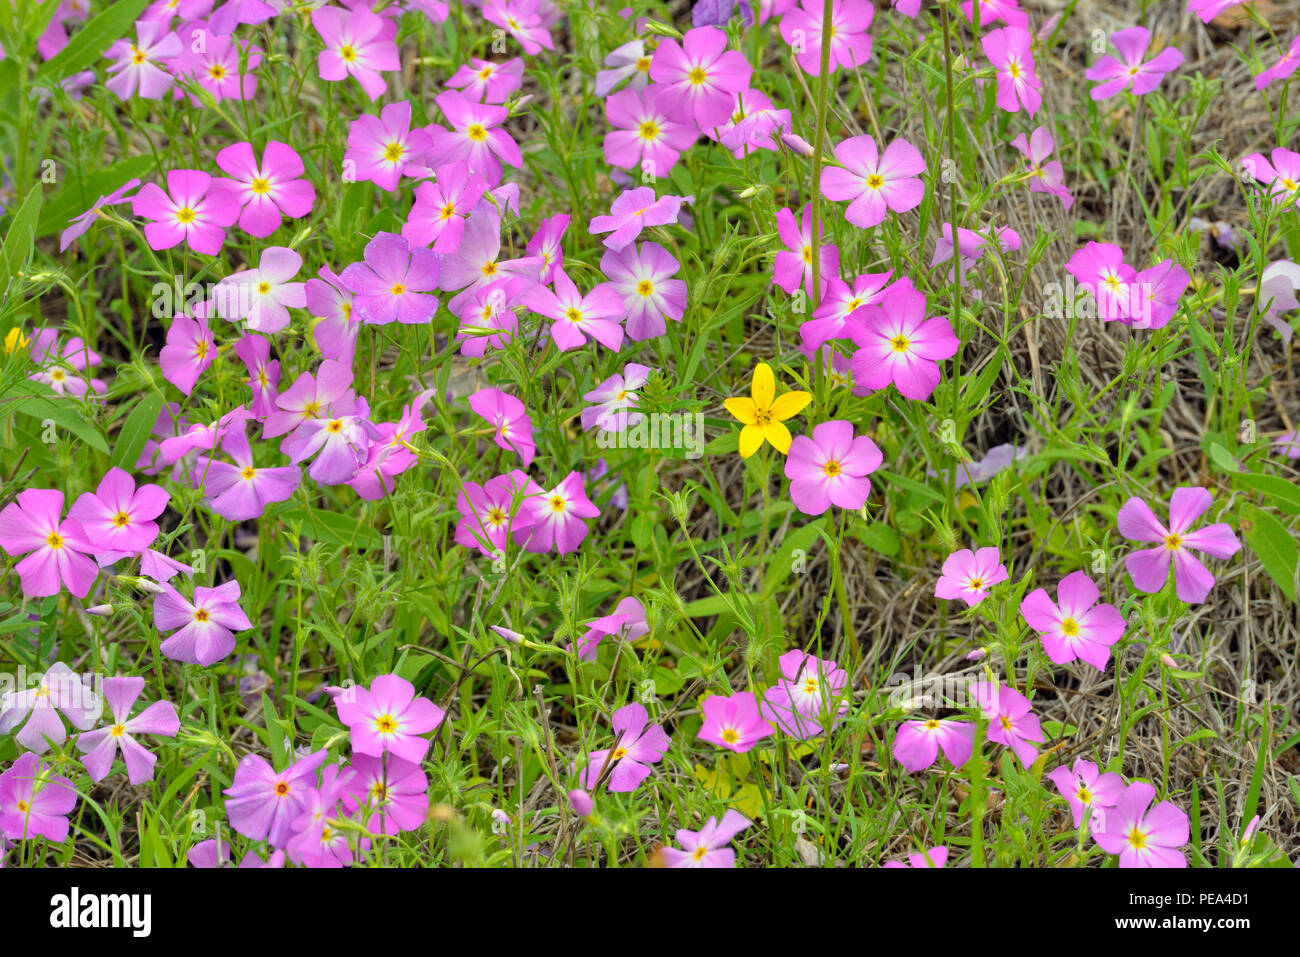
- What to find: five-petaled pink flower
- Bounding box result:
[579,702,670,793]
[821,134,925,229]
[1019,570,1125,671]
[1045,757,1125,829]
[662,809,752,867]
[332,673,446,764]
[154,580,253,666]
[68,466,169,563]
[76,677,180,785]
[0,489,98,598]
[1117,487,1241,603]
[983,26,1042,117]
[784,419,882,516]
[892,718,975,772]
[849,278,958,401]
[312,4,400,100]
[648,25,753,131]
[1091,780,1190,868]
[132,170,239,256]
[1086,27,1184,100]
[698,691,772,753]
[934,546,1009,607]
[780,0,873,76]
[1242,147,1300,212]
[974,680,1044,769]
[215,140,316,238]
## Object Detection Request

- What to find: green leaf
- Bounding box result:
[1234,472,1300,516]
[35,0,152,84]
[1240,504,1298,601]
[854,520,899,556]
[1,184,41,301]
[3,387,108,455]
[110,393,163,471]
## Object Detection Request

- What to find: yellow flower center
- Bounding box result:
[390,282,406,296]
[924,719,940,730]
[194,608,210,622]
[274,781,290,796]
[565,307,584,323]
[481,261,498,276]
[1061,617,1079,636]
[638,120,659,140]
[1127,827,1147,850]
[176,207,196,224]
[209,64,227,80]
[240,466,257,480]
[637,279,654,296]
[467,124,488,142]
[441,202,456,220]
[721,728,738,744]
[1077,786,1092,804]
[327,419,344,433]
[890,334,910,353]
[822,459,842,478]
[257,282,271,295]
[340,45,356,62]
[478,66,493,80]
[1164,533,1182,551]
[112,511,131,528]
[999,715,1014,731]
[376,714,398,733]
[636,56,651,72]
[110,723,126,738]
[968,577,984,590]
[46,531,64,550]
[866,174,884,189]
[611,747,628,760]
[195,340,209,358]
[693,846,708,860]
[487,507,506,525]
[384,141,405,163]
[549,495,566,512]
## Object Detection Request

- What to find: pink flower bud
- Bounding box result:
[568,788,593,816]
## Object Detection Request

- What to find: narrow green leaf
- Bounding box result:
[35,0,152,83]
[1240,503,1298,601]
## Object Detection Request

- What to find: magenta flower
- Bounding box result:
[446,57,524,103]
[983,26,1041,117]
[934,547,1009,607]
[1117,487,1241,603]
[780,0,872,76]
[1241,147,1300,211]
[1065,241,1138,322]
[526,213,569,284]
[579,702,670,792]
[1092,780,1190,868]
[799,271,893,357]
[589,187,692,251]
[662,810,751,867]
[454,469,535,557]
[483,0,554,55]
[305,266,359,364]
[215,140,315,238]
[26,329,106,397]
[440,211,542,311]
[59,177,140,252]
[154,580,252,666]
[572,596,648,661]
[648,26,752,130]
[0,662,100,754]
[75,677,179,785]
[883,845,948,868]
[196,422,301,521]
[1010,127,1073,210]
[344,101,433,192]
[223,749,329,848]
[104,20,181,100]
[0,753,78,843]
[171,20,261,104]
[973,681,1044,769]
[784,420,882,516]
[427,90,522,186]
[716,88,791,158]
[1086,27,1184,100]
[600,241,687,341]
[404,161,488,252]
[312,4,399,100]
[159,313,214,394]
[348,391,433,500]
[1020,571,1125,671]
[0,489,97,598]
[698,691,772,753]
[514,471,600,555]
[821,134,925,229]
[454,278,526,356]
[930,223,1022,286]
[849,278,958,401]
[759,650,849,740]
[340,753,429,835]
[157,407,252,465]
[525,269,626,351]
[604,85,698,178]
[132,169,239,256]
[773,203,839,297]
[67,466,169,563]
[1045,758,1125,829]
[235,333,280,417]
[216,245,307,334]
[581,363,654,433]
[960,0,1028,27]
[1129,258,1190,330]
[1188,0,1239,22]
[333,673,446,764]
[892,718,975,772]
[469,387,536,465]
[341,231,441,325]
[285,766,367,869]
[1256,35,1300,91]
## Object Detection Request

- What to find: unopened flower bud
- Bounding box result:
[568,788,593,816]
[781,133,815,157]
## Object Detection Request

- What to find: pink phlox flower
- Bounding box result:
[983,26,1041,116]
[59,177,140,251]
[773,203,839,297]
[0,489,98,599]
[132,169,240,256]
[799,270,894,357]
[662,809,752,867]
[934,546,1009,607]
[780,0,873,76]
[1092,780,1190,867]
[75,676,179,785]
[67,466,169,564]
[222,748,329,848]
[105,20,181,100]
[312,4,400,100]
[1020,570,1125,671]
[343,101,434,192]
[600,240,687,341]
[446,56,524,103]
[1117,487,1241,603]
[194,420,301,521]
[454,469,535,557]
[578,702,670,792]
[469,387,536,465]
[1010,127,1073,209]
[159,313,215,394]
[784,419,883,515]
[0,662,100,753]
[1045,757,1125,829]
[0,752,78,843]
[331,673,446,764]
[524,268,626,351]
[580,363,655,433]
[1086,27,1184,99]
[973,680,1044,769]
[759,649,850,740]
[571,596,648,660]
[849,277,959,400]
[892,718,975,772]
[154,579,252,666]
[403,160,488,252]
[588,186,693,251]
[513,471,600,555]
[697,691,772,753]
[340,231,441,325]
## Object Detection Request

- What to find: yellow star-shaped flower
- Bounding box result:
[3,328,30,355]
[724,361,812,458]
